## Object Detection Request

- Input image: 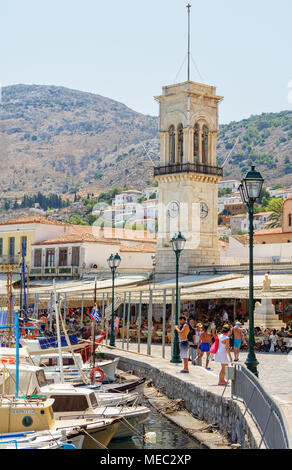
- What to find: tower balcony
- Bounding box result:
[154,162,223,178]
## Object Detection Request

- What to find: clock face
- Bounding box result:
[168,202,179,218]
[200,202,208,219]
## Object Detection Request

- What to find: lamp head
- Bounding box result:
[171,231,186,254]
[242,165,264,201]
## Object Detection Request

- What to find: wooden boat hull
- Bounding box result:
[81,421,120,449]
[102,378,146,395]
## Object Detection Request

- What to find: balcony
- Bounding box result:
[154,162,223,178]
[30,266,80,278]
[0,255,19,265]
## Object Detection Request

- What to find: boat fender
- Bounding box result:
[90,367,104,383]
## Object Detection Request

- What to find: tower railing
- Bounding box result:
[154,162,223,177]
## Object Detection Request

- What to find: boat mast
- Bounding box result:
[53,279,65,383]
[92,276,97,367]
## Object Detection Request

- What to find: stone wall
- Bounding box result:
[109,354,260,449]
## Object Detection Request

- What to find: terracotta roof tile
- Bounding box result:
[254,228,283,236]
[0,216,69,227]
[120,243,156,253]
[33,233,119,246]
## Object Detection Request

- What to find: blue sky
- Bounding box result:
[1,0,292,123]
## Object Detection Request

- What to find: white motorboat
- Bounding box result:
[0,429,84,449]
[41,384,150,440]
[0,396,121,449]
[34,353,119,384]
[0,363,140,407]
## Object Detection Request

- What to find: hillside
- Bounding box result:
[0,84,159,198]
[1,84,292,199]
[217,111,292,186]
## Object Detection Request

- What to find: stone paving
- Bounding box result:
[100,340,292,442]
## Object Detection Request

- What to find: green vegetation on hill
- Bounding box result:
[218,110,292,185]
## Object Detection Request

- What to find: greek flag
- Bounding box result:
[89,305,100,323]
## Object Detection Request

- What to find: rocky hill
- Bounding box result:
[0,84,159,198]
[1,84,292,198]
[217,111,292,186]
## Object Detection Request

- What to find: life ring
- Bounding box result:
[0,356,17,365]
[90,367,104,383]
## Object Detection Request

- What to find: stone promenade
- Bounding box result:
[99,340,292,446]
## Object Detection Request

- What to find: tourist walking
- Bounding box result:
[193,324,212,369]
[215,326,233,386]
[188,318,196,362]
[232,321,245,362]
[175,316,190,373]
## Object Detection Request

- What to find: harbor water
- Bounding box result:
[109,400,200,450]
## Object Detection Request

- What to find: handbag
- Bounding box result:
[210,336,219,354]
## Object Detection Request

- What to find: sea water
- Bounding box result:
[108,401,200,450]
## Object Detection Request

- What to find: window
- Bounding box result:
[169,125,175,163]
[202,125,209,164]
[9,237,15,257]
[194,124,199,162]
[59,248,68,267]
[34,249,42,267]
[72,247,80,266]
[289,215,292,227]
[46,249,55,267]
[51,394,88,413]
[177,124,184,163]
[21,236,27,256]
[0,238,2,257]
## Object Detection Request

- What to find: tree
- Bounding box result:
[258,187,271,206]
[266,198,283,228]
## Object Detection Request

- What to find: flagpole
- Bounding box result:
[54,279,64,383]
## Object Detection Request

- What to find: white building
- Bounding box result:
[218,180,240,192]
[113,190,142,206]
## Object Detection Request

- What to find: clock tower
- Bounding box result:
[154,80,223,278]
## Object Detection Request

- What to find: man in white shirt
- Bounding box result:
[222,310,229,323]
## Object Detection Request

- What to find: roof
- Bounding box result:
[33,233,119,246]
[231,214,247,219]
[254,212,273,217]
[0,216,68,227]
[71,225,157,244]
[119,243,156,253]
[254,228,283,236]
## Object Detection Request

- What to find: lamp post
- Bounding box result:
[170,231,186,364]
[239,165,264,377]
[107,253,121,347]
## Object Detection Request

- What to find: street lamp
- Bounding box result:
[170,231,186,364]
[239,165,264,377]
[107,253,121,347]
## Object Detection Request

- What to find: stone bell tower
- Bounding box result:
[154,80,223,278]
